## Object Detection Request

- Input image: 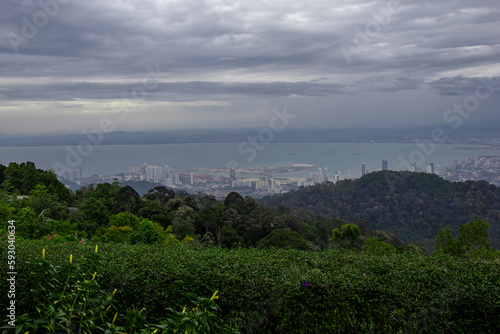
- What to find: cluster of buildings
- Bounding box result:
[59,155,500,196]
[443,156,500,186]
[129,163,179,186]
[62,169,83,182]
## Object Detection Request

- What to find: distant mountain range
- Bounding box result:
[259,171,500,250]
[1,120,500,147]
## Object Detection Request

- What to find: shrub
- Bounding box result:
[363,237,397,255]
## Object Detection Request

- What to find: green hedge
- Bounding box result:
[2,241,499,333]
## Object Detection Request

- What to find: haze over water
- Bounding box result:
[0,143,496,179]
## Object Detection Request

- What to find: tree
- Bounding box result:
[109,212,142,229]
[112,185,142,214]
[15,207,38,238]
[0,164,6,185]
[5,162,71,203]
[30,184,49,199]
[435,217,493,257]
[45,201,70,221]
[91,182,121,210]
[330,224,360,249]
[99,225,134,243]
[128,218,165,245]
[166,197,184,212]
[364,237,396,255]
[195,203,224,237]
[68,210,96,238]
[172,217,196,241]
[457,216,491,255]
[435,226,459,256]
[145,186,175,205]
[137,200,172,228]
[224,192,245,210]
[257,229,308,250]
[0,202,16,228]
[220,224,244,248]
[200,231,216,247]
[81,197,109,227]
[164,225,181,247]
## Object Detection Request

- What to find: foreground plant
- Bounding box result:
[8,246,120,334]
[3,246,237,334]
[150,291,239,334]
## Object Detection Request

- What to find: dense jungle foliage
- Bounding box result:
[0,162,410,251]
[261,171,500,249]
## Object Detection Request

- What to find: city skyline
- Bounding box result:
[57,154,500,199]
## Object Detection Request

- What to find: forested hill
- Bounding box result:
[260,171,500,249]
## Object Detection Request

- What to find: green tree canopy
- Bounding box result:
[257,229,308,250]
[81,197,109,227]
[364,237,396,255]
[330,224,360,249]
[435,217,493,258]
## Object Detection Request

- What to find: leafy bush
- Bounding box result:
[435,217,497,259]
[330,223,360,249]
[363,237,396,255]
[1,241,498,333]
[0,245,235,334]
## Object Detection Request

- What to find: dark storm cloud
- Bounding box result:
[427,76,500,96]
[0,80,347,101]
[0,0,499,134]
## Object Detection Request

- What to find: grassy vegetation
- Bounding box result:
[2,241,499,333]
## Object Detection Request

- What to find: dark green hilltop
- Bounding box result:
[260,170,500,250]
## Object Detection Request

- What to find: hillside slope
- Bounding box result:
[260,171,500,249]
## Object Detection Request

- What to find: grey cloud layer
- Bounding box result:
[0,0,499,133]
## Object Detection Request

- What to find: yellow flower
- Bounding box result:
[105,305,111,312]
[42,249,45,259]
[153,330,158,334]
[69,254,72,264]
[95,245,98,253]
[182,307,186,313]
[91,272,97,282]
[210,290,219,301]
[112,312,118,325]
[112,288,117,296]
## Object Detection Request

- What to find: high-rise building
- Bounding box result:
[130,165,141,174]
[190,173,194,185]
[230,168,236,181]
[382,159,388,171]
[324,167,329,181]
[427,163,435,174]
[145,165,163,181]
[361,163,366,176]
[163,165,174,179]
[318,168,323,183]
[310,172,320,184]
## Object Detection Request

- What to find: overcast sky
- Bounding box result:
[1,0,499,136]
